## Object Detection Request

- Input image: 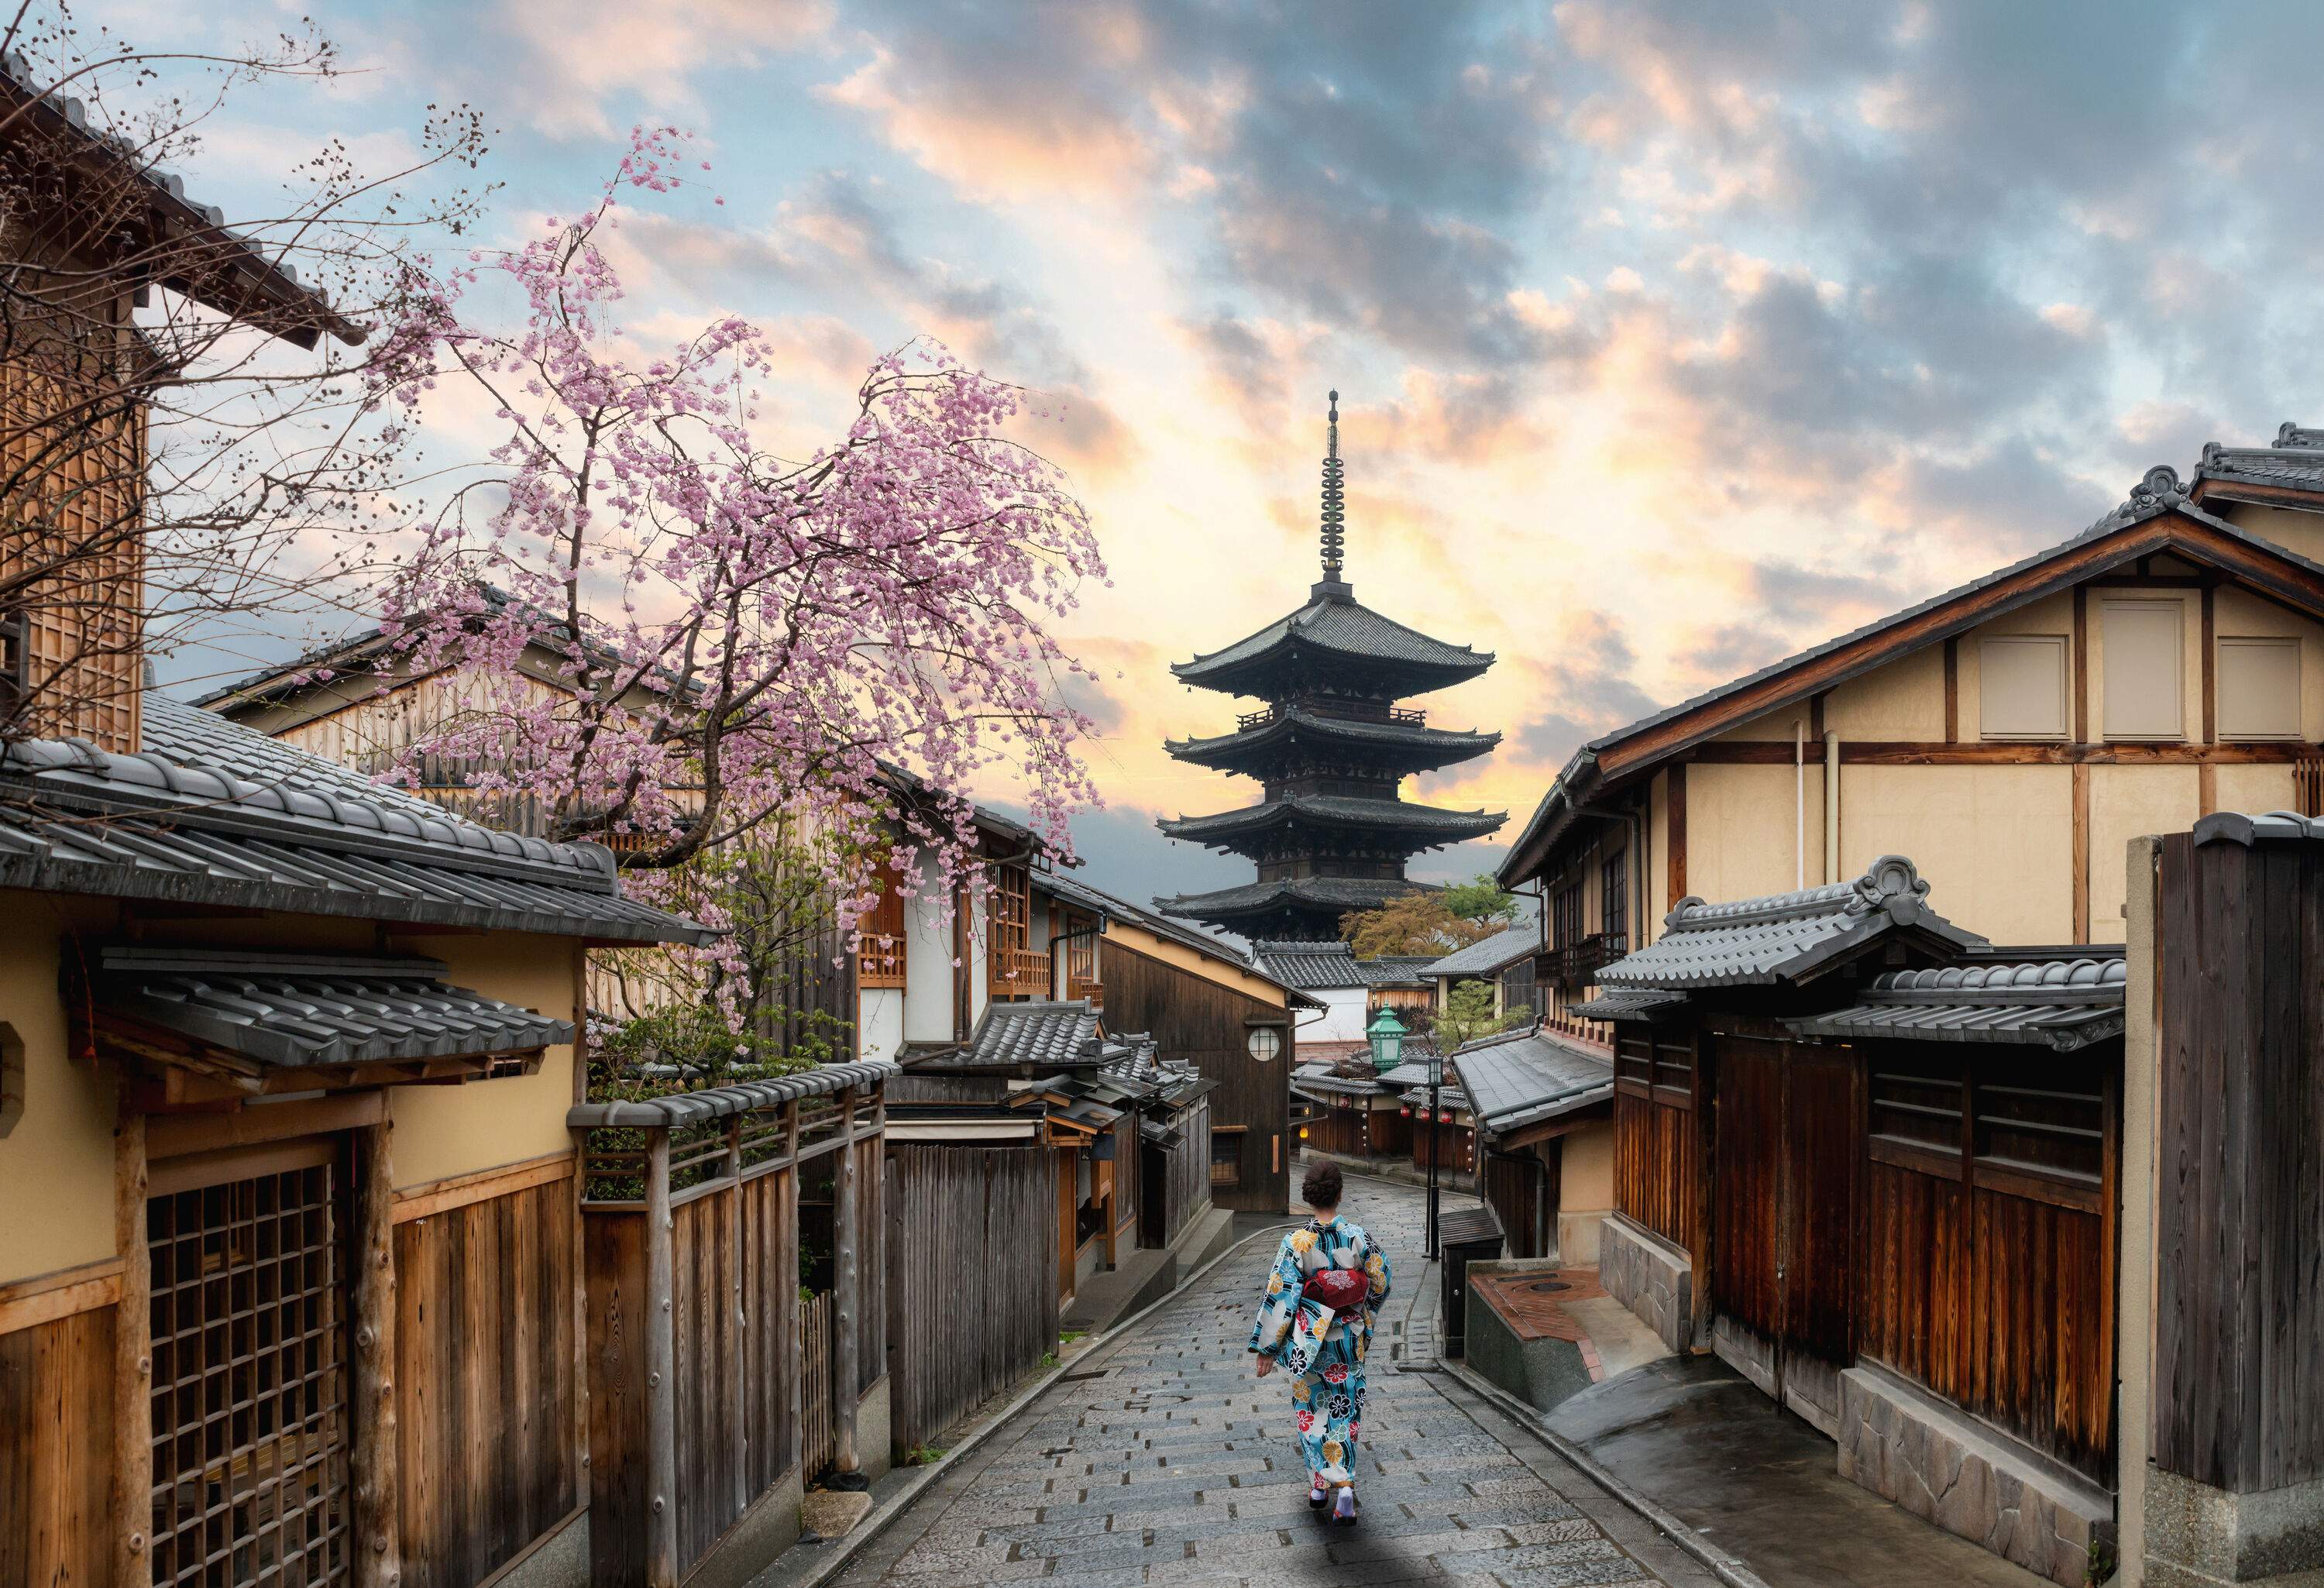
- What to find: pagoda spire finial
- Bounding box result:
[1318,389,1347,591]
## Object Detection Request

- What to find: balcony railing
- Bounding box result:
[988,947,1053,1000]
[858,933,906,991]
[1552,931,1627,988]
[1234,699,1428,733]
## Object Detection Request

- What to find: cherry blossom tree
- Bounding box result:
[364,128,1107,936]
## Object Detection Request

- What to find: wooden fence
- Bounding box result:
[885,1143,1058,1458]
[1156,1097,1212,1249]
[573,1064,890,1588]
[799,1290,836,1482]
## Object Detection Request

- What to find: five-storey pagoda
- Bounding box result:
[1156,394,1505,941]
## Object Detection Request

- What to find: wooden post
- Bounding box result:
[644,1131,679,1588]
[112,1106,150,1588]
[831,1088,862,1481]
[350,1117,402,1588]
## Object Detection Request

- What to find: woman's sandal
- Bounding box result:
[1308,1478,1330,1509]
[1331,1488,1359,1527]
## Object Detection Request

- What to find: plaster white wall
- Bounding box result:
[857,987,905,1065]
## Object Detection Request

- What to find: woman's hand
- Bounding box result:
[1253,1354,1274,1379]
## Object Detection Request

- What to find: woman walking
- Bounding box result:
[1247,1161,1391,1525]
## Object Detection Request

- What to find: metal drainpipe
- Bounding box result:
[1794,719,1806,890]
[1824,730,1841,883]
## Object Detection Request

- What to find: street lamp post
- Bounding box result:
[1422,1039,1443,1260]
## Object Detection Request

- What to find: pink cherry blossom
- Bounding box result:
[363,126,1105,977]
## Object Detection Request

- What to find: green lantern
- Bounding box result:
[1366,1006,1407,1074]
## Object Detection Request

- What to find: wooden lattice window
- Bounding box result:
[1552,884,1583,951]
[1614,1032,1693,1108]
[1209,1129,1243,1187]
[1600,848,1629,955]
[857,851,908,990]
[985,861,1048,998]
[147,1159,351,1588]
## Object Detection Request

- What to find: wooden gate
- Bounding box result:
[1710,1033,1858,1433]
[885,1143,1058,1457]
[146,1150,352,1588]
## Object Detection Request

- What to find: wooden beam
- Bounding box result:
[145,1088,385,1160]
[350,1119,402,1588]
[644,1131,678,1588]
[0,1257,122,1337]
[1666,764,1687,910]
[1943,638,1959,744]
[1686,740,2312,765]
[2200,762,2218,819]
[2072,763,2091,943]
[2201,583,2217,746]
[832,1087,861,1480]
[2072,585,2089,744]
[390,1150,572,1225]
[112,1108,151,1588]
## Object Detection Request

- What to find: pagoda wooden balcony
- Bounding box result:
[988,946,1053,1000]
[1235,699,1428,733]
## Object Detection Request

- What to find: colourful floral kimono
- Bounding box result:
[1247,1215,1391,1486]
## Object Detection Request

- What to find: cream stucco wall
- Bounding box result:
[0,895,119,1285]
[1557,1120,1615,1267]
[2086,766,2199,944]
[1686,762,1829,905]
[383,931,583,1188]
[2214,762,2299,815]
[2216,500,2324,565]
[1826,644,1948,740]
[1110,919,1291,1008]
[1839,764,2076,944]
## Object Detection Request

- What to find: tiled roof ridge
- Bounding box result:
[1,730,619,889]
[1663,854,1930,933]
[1869,956,2125,996]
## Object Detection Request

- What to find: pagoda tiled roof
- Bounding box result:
[1164,707,1499,775]
[1171,592,1492,695]
[1160,795,1505,849]
[1153,875,1420,928]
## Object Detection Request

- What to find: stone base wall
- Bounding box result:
[2143,1464,2324,1586]
[1836,1363,2113,1588]
[1598,1213,1693,1355]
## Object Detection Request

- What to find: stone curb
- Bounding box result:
[1435,1358,1777,1588]
[751,1214,1300,1588]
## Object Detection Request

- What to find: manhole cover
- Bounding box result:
[1518,1279,1572,1297]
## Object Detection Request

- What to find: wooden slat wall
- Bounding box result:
[1483,1150,1546,1260]
[1613,1091,1697,1249]
[2156,832,2324,1494]
[1100,941,1288,1212]
[394,1174,578,1588]
[584,1211,648,1587]
[1710,1040,1783,1340]
[852,1136,885,1396]
[0,1304,112,1588]
[1301,1103,1370,1159]
[1858,1161,2114,1477]
[586,1163,806,1588]
[1160,1098,1212,1248]
[886,1143,1057,1458]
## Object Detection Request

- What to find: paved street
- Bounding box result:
[834,1173,1715,1588]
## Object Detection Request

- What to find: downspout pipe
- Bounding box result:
[1824,730,1841,885]
[1794,719,1806,891]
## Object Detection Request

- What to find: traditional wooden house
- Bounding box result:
[0,683,735,1588]
[1498,445,2324,1047]
[1448,1023,1615,1263]
[1422,907,1546,1024]
[1157,393,1504,941]
[1251,937,1436,1048]
[1578,855,2127,1584]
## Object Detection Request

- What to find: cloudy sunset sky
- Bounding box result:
[138,1,2324,911]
